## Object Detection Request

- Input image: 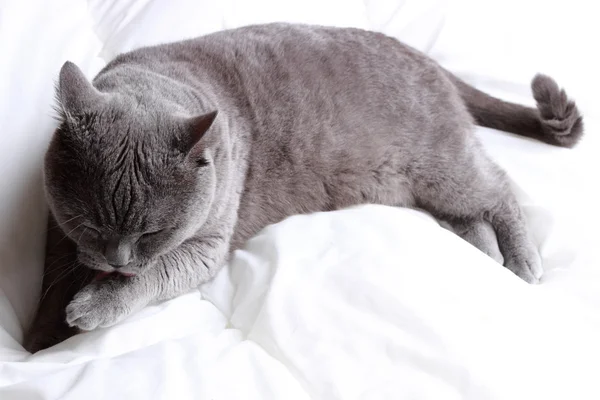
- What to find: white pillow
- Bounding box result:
[430,0,599,115]
[87,0,371,59]
[363,0,449,52]
[0,0,105,346]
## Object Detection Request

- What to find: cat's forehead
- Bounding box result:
[94,106,161,137]
[51,122,183,195]
[79,111,176,159]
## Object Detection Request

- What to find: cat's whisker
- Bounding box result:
[46,228,94,278]
[43,260,78,286]
[75,227,88,247]
[50,222,85,250]
[39,261,80,302]
[47,214,82,231]
[61,267,87,303]
[43,254,75,277]
[40,264,78,302]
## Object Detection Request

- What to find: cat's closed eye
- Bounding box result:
[82,224,101,237]
[138,229,165,241]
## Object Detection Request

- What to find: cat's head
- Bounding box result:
[45,61,219,276]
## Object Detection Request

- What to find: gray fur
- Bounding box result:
[39,23,582,332]
[449,73,583,147]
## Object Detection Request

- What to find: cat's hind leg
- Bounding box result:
[413,141,541,283]
[484,198,542,283]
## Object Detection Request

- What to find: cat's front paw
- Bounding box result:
[66,281,133,331]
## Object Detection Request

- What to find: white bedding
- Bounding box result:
[1,0,599,399]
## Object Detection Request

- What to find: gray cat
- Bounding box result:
[25,23,582,351]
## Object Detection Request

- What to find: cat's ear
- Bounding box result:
[181,110,218,167]
[56,61,105,118]
[187,110,218,146]
[184,110,218,153]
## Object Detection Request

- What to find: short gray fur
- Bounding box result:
[43,23,583,331]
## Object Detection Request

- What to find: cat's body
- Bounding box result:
[25,23,582,352]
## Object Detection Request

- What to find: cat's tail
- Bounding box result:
[447,72,584,148]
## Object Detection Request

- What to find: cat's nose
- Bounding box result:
[104,237,133,268]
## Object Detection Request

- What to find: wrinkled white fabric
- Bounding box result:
[1,0,599,399]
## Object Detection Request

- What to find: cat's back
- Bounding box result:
[97,23,438,111]
[106,23,425,74]
[97,23,452,159]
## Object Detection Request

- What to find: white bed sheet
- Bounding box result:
[1,0,599,399]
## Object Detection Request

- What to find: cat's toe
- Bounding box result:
[504,249,543,284]
[66,289,101,331]
[66,283,130,331]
